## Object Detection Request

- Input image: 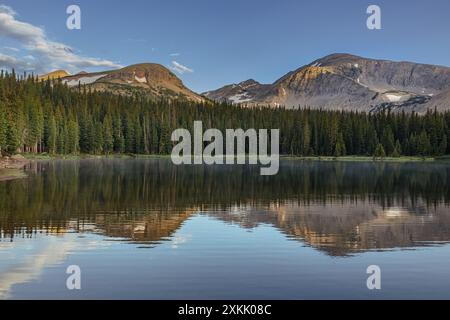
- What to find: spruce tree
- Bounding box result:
[334,132,346,157]
[439,135,448,156]
[103,116,114,154]
[417,130,431,157]
[392,140,402,157]
[67,120,79,154]
[302,119,311,156]
[381,127,395,156]
[374,143,386,160]
[46,115,57,154]
[0,102,6,155]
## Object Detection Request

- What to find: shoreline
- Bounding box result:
[1,153,449,182]
[0,155,30,182]
[280,155,442,162]
[20,153,450,163]
[0,169,28,182]
[17,153,450,163]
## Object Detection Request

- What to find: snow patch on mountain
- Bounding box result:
[135,75,147,83]
[385,94,403,102]
[64,74,106,87]
[229,93,253,104]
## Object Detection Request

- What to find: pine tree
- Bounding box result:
[417,130,431,157]
[67,120,79,154]
[56,123,66,154]
[0,102,6,155]
[374,143,386,160]
[45,115,57,154]
[381,127,395,156]
[366,126,378,156]
[158,120,170,154]
[439,135,448,156]
[103,116,114,154]
[6,116,21,154]
[334,132,346,157]
[112,114,124,153]
[302,119,311,156]
[94,121,104,154]
[124,115,136,153]
[392,140,402,157]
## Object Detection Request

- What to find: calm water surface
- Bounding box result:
[1,159,450,299]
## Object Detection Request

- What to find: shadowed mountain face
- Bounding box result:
[40,63,205,103]
[204,53,450,112]
[1,159,450,256]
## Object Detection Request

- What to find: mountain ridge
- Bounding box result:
[204,53,450,112]
[40,63,205,103]
[38,54,450,112]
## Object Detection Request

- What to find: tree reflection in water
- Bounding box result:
[1,158,449,256]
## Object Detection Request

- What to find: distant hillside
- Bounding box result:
[38,70,70,81]
[41,64,205,103]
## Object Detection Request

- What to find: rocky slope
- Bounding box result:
[204,53,450,112]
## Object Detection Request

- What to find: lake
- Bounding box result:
[1,158,450,299]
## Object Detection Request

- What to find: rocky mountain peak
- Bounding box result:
[204,53,450,113]
[239,79,260,88]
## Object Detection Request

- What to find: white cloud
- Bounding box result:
[0,53,33,70]
[169,53,180,57]
[0,5,15,16]
[0,5,122,74]
[171,60,193,74]
[0,6,44,42]
[3,46,19,52]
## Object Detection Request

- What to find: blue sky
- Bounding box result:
[1,0,450,92]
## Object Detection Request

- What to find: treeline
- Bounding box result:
[0,70,449,157]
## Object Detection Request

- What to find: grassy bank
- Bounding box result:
[281,155,441,162]
[22,153,173,160]
[21,153,449,163]
[22,153,139,160]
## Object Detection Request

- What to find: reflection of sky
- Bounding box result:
[0,231,111,299]
[0,235,76,299]
[1,215,450,299]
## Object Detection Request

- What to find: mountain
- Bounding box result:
[203,53,450,112]
[203,79,271,104]
[416,87,450,113]
[42,63,205,103]
[38,70,70,81]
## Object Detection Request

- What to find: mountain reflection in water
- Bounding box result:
[0,159,449,257]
